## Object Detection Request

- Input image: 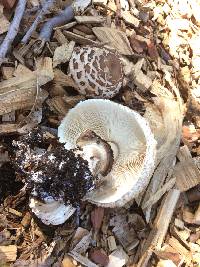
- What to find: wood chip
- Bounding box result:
[154,250,182,266]
[122,11,140,27]
[13,64,32,77]
[133,70,152,92]
[157,260,177,267]
[36,57,54,85]
[62,255,76,267]
[168,237,191,264]
[89,249,109,266]
[91,207,104,233]
[75,16,105,24]
[2,111,15,122]
[142,178,176,210]
[92,27,133,55]
[46,96,69,115]
[107,236,117,251]
[63,31,100,46]
[155,190,181,249]
[53,69,79,90]
[54,29,69,45]
[53,41,75,67]
[0,13,10,35]
[174,146,200,191]
[174,218,184,230]
[1,66,14,79]
[69,251,98,267]
[107,246,129,267]
[93,0,107,6]
[71,227,90,249]
[0,245,17,262]
[5,208,22,217]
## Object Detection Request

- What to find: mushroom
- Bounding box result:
[14,139,95,225]
[58,99,157,207]
[69,46,124,98]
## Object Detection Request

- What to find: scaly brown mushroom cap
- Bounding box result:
[69,46,123,98]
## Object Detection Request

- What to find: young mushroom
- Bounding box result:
[69,46,124,98]
[58,99,157,207]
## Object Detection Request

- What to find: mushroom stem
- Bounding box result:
[76,130,114,176]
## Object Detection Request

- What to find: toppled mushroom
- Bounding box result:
[14,137,95,225]
[58,99,157,207]
[69,46,123,98]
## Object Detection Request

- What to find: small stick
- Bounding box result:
[21,0,56,44]
[39,4,75,42]
[0,0,27,65]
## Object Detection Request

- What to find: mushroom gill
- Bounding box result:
[58,99,157,207]
[69,46,123,98]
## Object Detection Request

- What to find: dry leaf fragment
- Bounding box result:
[91,207,104,233]
[89,249,109,266]
[92,27,133,55]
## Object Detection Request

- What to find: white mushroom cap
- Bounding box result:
[58,99,157,207]
[29,196,76,225]
[69,46,123,98]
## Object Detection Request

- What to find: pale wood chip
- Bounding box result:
[92,27,133,55]
[107,246,128,267]
[1,66,14,79]
[13,64,32,77]
[174,146,200,191]
[107,236,117,251]
[69,251,98,267]
[53,41,75,67]
[75,15,105,24]
[0,13,10,35]
[142,178,176,210]
[0,245,17,262]
[63,30,100,46]
[122,11,140,27]
[36,57,54,85]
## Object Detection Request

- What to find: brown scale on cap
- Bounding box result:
[69,46,124,98]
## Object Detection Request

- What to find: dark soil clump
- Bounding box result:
[0,162,23,204]
[14,128,95,207]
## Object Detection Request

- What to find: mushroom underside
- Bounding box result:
[58,99,156,207]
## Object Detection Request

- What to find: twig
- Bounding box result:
[0,0,26,65]
[39,4,74,42]
[21,0,56,44]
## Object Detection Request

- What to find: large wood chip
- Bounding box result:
[92,27,133,55]
[174,145,200,191]
[141,80,184,221]
[0,245,17,262]
[53,41,75,67]
[75,16,105,24]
